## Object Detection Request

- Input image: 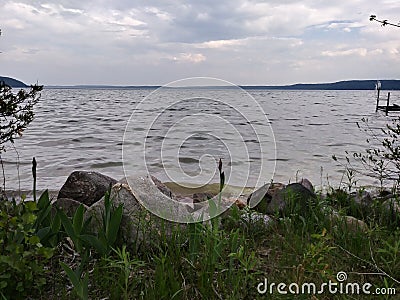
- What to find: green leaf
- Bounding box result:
[80,234,107,256]
[37,190,50,210]
[35,205,51,229]
[28,235,40,245]
[208,198,217,219]
[103,192,111,230]
[60,262,81,291]
[82,272,89,300]
[36,227,51,240]
[22,212,37,225]
[73,204,85,235]
[58,209,76,240]
[51,211,61,233]
[81,215,92,234]
[24,201,37,212]
[106,204,123,245]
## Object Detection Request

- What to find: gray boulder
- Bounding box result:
[52,197,88,217]
[247,182,283,212]
[271,183,317,215]
[85,175,205,250]
[328,209,368,232]
[193,192,215,203]
[58,171,117,206]
[150,175,174,198]
[251,182,317,216]
[299,178,314,193]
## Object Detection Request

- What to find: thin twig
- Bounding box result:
[11,143,21,198]
[334,242,400,284]
[370,15,400,28]
[0,153,5,194]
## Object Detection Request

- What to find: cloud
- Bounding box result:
[173,53,206,63]
[194,39,244,49]
[0,0,399,85]
[321,48,368,57]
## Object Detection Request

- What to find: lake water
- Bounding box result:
[1,87,398,192]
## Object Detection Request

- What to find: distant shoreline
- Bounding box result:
[45,80,400,90]
[2,76,400,90]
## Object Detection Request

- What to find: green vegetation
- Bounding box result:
[0,83,399,298]
[0,82,42,153]
[0,182,399,299]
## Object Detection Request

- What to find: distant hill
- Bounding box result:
[0,76,28,87]
[241,80,400,90]
[46,79,400,90]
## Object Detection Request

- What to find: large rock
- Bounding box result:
[247,182,283,211]
[58,171,117,206]
[329,210,368,232]
[251,182,317,216]
[193,192,215,203]
[299,178,314,193]
[150,175,174,198]
[52,198,88,217]
[118,175,176,199]
[86,182,151,250]
[85,175,210,250]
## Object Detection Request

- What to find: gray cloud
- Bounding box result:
[0,0,398,85]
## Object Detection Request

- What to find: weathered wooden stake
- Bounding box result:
[385,92,391,116]
[376,87,381,112]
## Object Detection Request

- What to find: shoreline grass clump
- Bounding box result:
[1,172,399,299]
[1,148,400,298]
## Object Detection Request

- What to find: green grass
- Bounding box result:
[1,187,400,299]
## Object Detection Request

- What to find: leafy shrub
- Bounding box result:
[333,117,400,191]
[0,196,54,299]
[0,83,43,152]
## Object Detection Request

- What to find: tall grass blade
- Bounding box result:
[107,204,123,245]
[73,204,85,235]
[60,262,81,292]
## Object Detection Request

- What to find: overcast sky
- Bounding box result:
[0,0,399,85]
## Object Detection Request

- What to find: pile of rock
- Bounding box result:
[52,171,400,249]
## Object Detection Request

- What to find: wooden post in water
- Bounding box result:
[385,92,391,116]
[375,81,381,112]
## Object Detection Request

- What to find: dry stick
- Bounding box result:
[0,154,5,196]
[11,143,21,199]
[372,18,400,28]
[370,15,400,28]
[334,242,400,285]
[32,157,37,202]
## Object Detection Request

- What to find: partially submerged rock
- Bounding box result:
[58,171,117,206]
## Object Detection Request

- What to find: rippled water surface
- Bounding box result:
[2,88,398,191]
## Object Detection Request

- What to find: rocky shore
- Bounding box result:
[39,170,399,248]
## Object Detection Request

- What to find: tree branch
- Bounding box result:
[370,15,400,28]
